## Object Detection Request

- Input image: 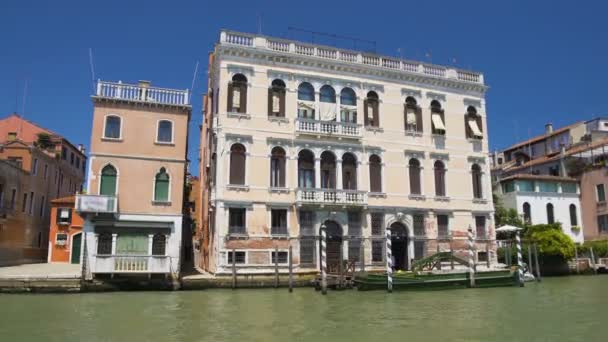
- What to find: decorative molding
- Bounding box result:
[404,149,426,159]
[401,88,422,100]
[225,133,253,144]
[430,152,450,161]
[227,64,254,77]
[467,156,486,164]
[463,98,482,109]
[426,92,447,102]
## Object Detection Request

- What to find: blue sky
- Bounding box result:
[2,0,607,177]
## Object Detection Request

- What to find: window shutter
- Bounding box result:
[279,89,286,117]
[476,115,483,136]
[372,101,380,127]
[239,84,247,113]
[370,164,381,192]
[410,166,420,195]
[227,83,233,112]
[403,104,408,130]
[267,88,273,117]
[230,153,245,185]
[363,99,369,126]
[464,114,471,139]
[415,107,423,132]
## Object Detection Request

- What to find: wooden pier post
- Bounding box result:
[486,242,490,269]
[506,242,511,267]
[232,248,237,289]
[288,245,293,292]
[515,232,524,287]
[274,246,279,288]
[321,225,327,295]
[527,243,534,276]
[574,244,580,274]
[386,227,393,293]
[360,240,365,273]
[450,239,455,270]
[467,228,475,288]
[533,243,542,282]
[338,246,343,289]
[590,247,598,275]
[436,243,442,270]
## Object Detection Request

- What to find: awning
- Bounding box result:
[431,113,446,131]
[319,102,337,121]
[406,112,417,125]
[92,218,173,229]
[468,119,483,138]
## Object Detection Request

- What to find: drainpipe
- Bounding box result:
[559,144,567,176]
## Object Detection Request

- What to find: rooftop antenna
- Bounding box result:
[257,13,262,34]
[88,48,96,94]
[287,27,377,53]
[189,60,199,105]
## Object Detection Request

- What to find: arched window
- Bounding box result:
[319,85,336,103]
[152,233,166,256]
[297,82,315,101]
[434,160,446,197]
[409,158,421,195]
[270,147,286,188]
[404,96,421,133]
[369,155,382,193]
[320,151,336,189]
[547,203,555,224]
[104,115,121,139]
[154,168,170,202]
[523,202,531,224]
[228,74,247,113]
[298,150,315,188]
[364,91,380,127]
[342,153,357,190]
[430,100,446,135]
[100,165,117,196]
[268,79,286,117]
[97,233,112,255]
[569,204,578,226]
[471,164,483,199]
[340,88,357,123]
[465,106,483,139]
[157,120,173,143]
[229,143,246,185]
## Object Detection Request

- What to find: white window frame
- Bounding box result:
[55,232,69,246]
[102,114,123,140]
[97,163,120,196]
[226,250,247,265]
[269,249,290,265]
[267,206,290,237]
[58,207,71,225]
[155,119,175,144]
[597,184,606,203]
[152,167,172,203]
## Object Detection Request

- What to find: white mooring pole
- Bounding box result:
[467,227,476,288]
[321,224,327,295]
[386,227,393,293]
[516,231,524,287]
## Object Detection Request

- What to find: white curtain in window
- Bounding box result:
[432,113,446,130]
[468,119,483,138]
[272,93,280,113]
[233,88,241,108]
[406,111,417,125]
[319,102,336,121]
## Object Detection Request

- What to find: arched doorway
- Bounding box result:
[321,220,343,273]
[390,222,409,271]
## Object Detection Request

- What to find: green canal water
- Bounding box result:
[1,276,607,342]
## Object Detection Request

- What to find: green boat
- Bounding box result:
[355,270,517,291]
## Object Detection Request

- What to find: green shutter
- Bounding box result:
[100,174,116,195]
[116,234,149,255]
[154,171,170,202]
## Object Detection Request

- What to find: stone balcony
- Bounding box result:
[296,188,367,206]
[295,118,362,140]
[75,194,117,214]
[93,255,170,274]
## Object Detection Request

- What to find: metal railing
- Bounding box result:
[95,80,190,106]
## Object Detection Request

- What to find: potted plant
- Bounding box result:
[571,226,581,233]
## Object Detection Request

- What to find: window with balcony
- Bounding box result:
[340,87,357,123]
[297,82,315,119]
[157,120,173,143]
[475,216,486,239]
[298,150,315,188]
[116,234,149,255]
[320,151,336,189]
[465,106,483,139]
[152,234,166,256]
[268,79,286,118]
[434,160,446,197]
[104,115,122,139]
[364,91,380,127]
[523,202,531,224]
[100,165,117,196]
[229,208,246,235]
[342,153,357,190]
[409,158,422,195]
[437,214,449,238]
[271,209,288,236]
[270,147,286,188]
[319,85,337,121]
[228,74,248,113]
[471,164,483,199]
[547,203,555,224]
[229,143,246,185]
[97,233,112,255]
[430,100,446,135]
[569,204,578,226]
[154,168,170,202]
[369,155,382,193]
[404,96,422,133]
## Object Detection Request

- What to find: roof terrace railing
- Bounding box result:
[95,80,190,106]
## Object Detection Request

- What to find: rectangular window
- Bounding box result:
[57,208,71,224]
[10,189,16,209]
[22,193,28,213]
[271,209,288,236]
[228,208,246,235]
[39,196,45,217]
[116,234,149,255]
[76,157,80,169]
[475,216,486,239]
[597,184,606,202]
[271,251,288,264]
[227,251,246,264]
[477,251,488,262]
[502,181,515,193]
[62,147,67,160]
[413,214,425,237]
[299,210,315,236]
[414,241,425,260]
[437,215,449,238]
[7,132,17,141]
[56,233,68,246]
[43,164,48,179]
[538,181,558,193]
[299,238,315,265]
[517,180,535,192]
[372,240,384,262]
[29,192,34,214]
[371,213,384,236]
[598,215,608,233]
[32,158,38,175]
[70,152,74,165]
[348,239,361,262]
[561,182,577,194]
[348,212,361,236]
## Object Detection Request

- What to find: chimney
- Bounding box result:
[138,80,151,88]
[78,144,86,154]
[545,123,553,135]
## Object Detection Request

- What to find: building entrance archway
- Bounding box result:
[390,222,409,271]
[321,220,343,273]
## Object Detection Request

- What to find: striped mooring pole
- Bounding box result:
[386,227,393,293]
[516,231,524,287]
[321,224,327,295]
[467,227,475,288]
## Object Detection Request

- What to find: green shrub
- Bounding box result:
[578,240,608,258]
[526,224,575,260]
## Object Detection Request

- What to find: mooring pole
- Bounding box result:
[527,243,534,276]
[574,243,580,274]
[506,242,512,267]
[486,242,491,269]
[533,243,541,282]
[590,247,598,275]
[274,246,279,288]
[338,245,343,289]
[436,243,442,270]
[386,226,393,293]
[450,239,455,270]
[467,227,475,288]
[288,245,293,292]
[515,232,524,287]
[359,240,365,273]
[321,224,327,295]
[232,248,237,289]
